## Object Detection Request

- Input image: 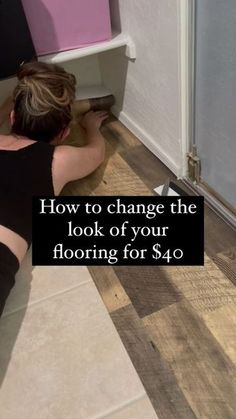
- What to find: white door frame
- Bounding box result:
[179,0,195,179]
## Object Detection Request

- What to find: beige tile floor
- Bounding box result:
[0,250,157,419]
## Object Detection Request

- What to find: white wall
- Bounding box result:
[100,0,182,176]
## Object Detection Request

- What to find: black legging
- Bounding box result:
[0,243,19,317]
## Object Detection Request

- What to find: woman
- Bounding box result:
[0,61,108,316]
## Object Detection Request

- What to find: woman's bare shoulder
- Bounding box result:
[53,143,80,161]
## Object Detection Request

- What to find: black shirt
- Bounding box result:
[0,141,55,247]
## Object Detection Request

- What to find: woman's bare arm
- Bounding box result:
[52,111,108,193]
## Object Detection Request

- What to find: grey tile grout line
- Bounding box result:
[91,391,149,419]
[2,277,93,319]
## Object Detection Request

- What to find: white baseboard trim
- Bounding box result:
[112,106,181,177]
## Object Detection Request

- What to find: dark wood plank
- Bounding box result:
[120,144,176,192]
[144,300,236,419]
[101,117,141,153]
[111,304,196,419]
[114,266,181,317]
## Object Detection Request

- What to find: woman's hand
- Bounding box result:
[80,110,109,134]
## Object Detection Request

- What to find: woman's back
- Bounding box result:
[0,135,56,263]
[0,137,55,246]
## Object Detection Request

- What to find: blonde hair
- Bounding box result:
[12,61,76,142]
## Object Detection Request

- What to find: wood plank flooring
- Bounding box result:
[62,116,236,419]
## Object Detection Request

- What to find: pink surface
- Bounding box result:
[21,0,112,56]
